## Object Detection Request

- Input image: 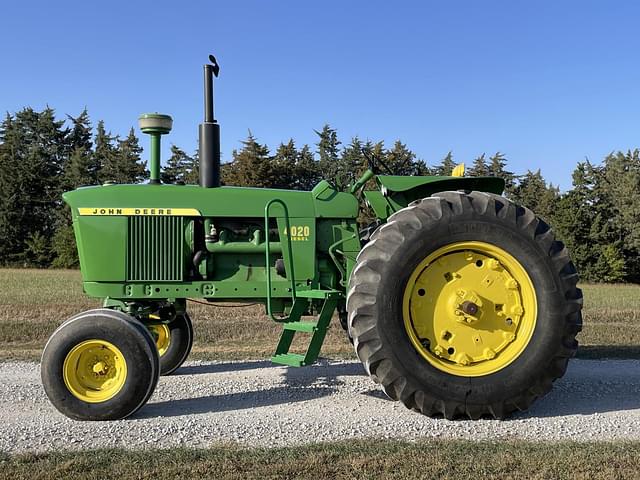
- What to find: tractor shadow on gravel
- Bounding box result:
[135,359,640,420]
[135,360,369,419]
[172,360,277,376]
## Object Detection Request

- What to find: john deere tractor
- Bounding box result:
[41,56,583,421]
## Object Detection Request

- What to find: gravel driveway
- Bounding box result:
[1,359,639,453]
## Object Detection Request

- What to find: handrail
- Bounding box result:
[264,199,297,321]
[328,233,357,287]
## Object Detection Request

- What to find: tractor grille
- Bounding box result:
[127,216,184,282]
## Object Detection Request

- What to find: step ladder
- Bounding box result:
[271,289,341,367]
[264,199,342,367]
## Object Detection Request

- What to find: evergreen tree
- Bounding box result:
[51,224,79,268]
[223,132,273,187]
[0,107,69,265]
[53,110,96,268]
[488,152,516,194]
[94,121,117,183]
[0,113,21,263]
[386,140,427,176]
[338,137,366,187]
[184,149,200,185]
[98,126,145,184]
[294,144,321,190]
[510,169,559,221]
[271,139,299,188]
[434,151,456,176]
[551,161,624,282]
[603,151,640,250]
[162,145,194,184]
[315,124,341,182]
[24,231,51,267]
[63,109,97,189]
[269,139,321,190]
[469,154,490,176]
[600,150,640,281]
[115,128,146,184]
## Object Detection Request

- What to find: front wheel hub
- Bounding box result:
[63,340,127,403]
[403,242,537,377]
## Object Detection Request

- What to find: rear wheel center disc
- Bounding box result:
[403,241,537,376]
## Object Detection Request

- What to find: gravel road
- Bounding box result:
[1,358,640,453]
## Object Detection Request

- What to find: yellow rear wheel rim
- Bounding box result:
[402,241,537,377]
[148,323,171,357]
[63,340,127,403]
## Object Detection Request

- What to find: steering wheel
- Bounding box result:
[361,148,395,175]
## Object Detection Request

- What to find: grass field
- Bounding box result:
[2,440,640,480]
[0,268,639,361]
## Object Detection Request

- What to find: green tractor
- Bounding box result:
[41,56,583,421]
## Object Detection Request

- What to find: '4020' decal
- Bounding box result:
[283,225,310,241]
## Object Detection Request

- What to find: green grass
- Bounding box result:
[2,440,640,479]
[578,283,640,358]
[0,269,639,361]
[0,269,352,361]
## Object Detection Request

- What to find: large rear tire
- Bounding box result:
[41,309,160,421]
[347,191,583,419]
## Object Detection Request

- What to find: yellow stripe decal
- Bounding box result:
[78,207,201,216]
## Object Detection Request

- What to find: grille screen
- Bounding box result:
[127,216,184,282]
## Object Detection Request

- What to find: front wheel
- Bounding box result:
[347,191,583,419]
[41,309,160,421]
[147,313,193,375]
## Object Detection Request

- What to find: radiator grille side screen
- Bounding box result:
[127,216,184,282]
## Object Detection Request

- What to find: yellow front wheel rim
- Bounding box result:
[148,323,171,357]
[63,340,127,403]
[403,241,537,377]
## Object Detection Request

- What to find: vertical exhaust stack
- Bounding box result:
[199,55,221,188]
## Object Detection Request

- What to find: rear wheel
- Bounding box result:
[147,313,193,375]
[41,309,159,421]
[347,191,583,419]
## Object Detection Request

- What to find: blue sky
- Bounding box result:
[2,1,640,190]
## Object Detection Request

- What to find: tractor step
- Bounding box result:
[296,289,342,299]
[282,321,318,333]
[270,294,339,368]
[271,353,307,367]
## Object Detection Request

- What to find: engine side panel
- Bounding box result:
[63,183,359,304]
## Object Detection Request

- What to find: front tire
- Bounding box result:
[347,191,583,419]
[41,309,160,421]
[147,313,194,375]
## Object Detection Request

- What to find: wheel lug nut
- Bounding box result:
[484,348,496,359]
[458,354,472,366]
[505,279,518,290]
[503,332,516,342]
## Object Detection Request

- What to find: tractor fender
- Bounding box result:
[364,175,506,221]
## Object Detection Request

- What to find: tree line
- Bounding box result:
[0,106,637,283]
